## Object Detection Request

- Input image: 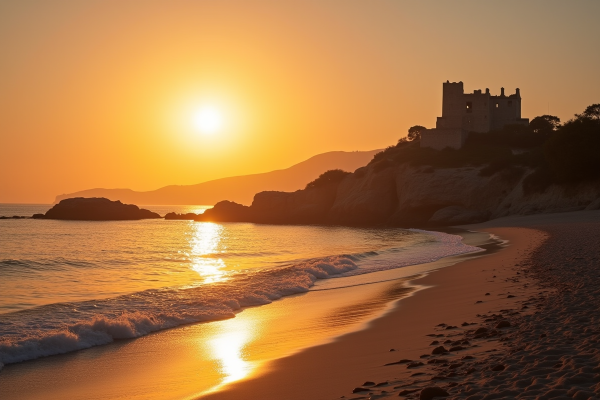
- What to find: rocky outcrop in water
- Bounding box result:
[39,198,161,221]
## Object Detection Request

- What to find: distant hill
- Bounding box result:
[54,150,381,205]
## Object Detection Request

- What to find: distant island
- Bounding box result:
[33,198,161,221]
[54,150,380,206]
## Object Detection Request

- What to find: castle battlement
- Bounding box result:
[421,81,529,150]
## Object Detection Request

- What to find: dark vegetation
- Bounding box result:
[305,169,351,189]
[369,105,600,194]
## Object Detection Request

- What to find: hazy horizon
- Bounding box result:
[1,0,599,203]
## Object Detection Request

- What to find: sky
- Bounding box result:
[1,0,599,203]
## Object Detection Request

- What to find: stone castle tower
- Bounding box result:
[421,81,529,150]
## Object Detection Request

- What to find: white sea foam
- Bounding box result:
[0,255,358,366]
[0,227,481,368]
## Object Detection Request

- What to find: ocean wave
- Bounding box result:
[0,255,357,366]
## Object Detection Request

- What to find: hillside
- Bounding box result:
[54,150,380,205]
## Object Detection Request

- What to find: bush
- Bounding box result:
[544,117,600,183]
[305,169,351,189]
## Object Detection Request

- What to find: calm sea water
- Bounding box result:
[0,204,480,369]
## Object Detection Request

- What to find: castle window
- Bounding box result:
[508,101,513,107]
[466,102,473,113]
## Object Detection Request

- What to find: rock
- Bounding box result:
[406,362,424,368]
[164,212,201,221]
[419,386,449,399]
[485,292,490,296]
[461,322,470,326]
[31,213,45,219]
[200,200,252,222]
[431,346,448,355]
[495,320,511,329]
[462,355,474,360]
[384,359,412,366]
[449,346,464,352]
[328,165,398,224]
[42,198,160,221]
[374,382,388,387]
[352,387,370,393]
[465,367,476,374]
[430,341,439,345]
[507,294,516,298]
[389,348,396,352]
[362,381,375,386]
[444,325,457,330]
[428,206,490,225]
[491,364,506,371]
[474,327,488,335]
[475,300,483,304]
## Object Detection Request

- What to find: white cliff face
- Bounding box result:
[326,162,600,226]
[328,165,398,225]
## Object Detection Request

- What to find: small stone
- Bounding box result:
[445,325,457,330]
[474,327,488,335]
[507,294,516,298]
[485,292,490,296]
[374,381,388,387]
[407,361,424,369]
[384,359,413,366]
[420,354,430,358]
[491,364,505,371]
[495,320,511,329]
[362,381,375,386]
[475,300,483,304]
[430,340,439,345]
[462,355,474,360]
[461,322,470,326]
[431,346,448,355]
[390,348,396,352]
[540,333,547,338]
[449,345,464,352]
[465,367,476,374]
[419,386,449,399]
[352,387,370,393]
[436,323,447,327]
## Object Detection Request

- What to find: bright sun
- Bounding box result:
[193,107,223,134]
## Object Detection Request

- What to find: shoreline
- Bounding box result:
[0,228,494,399]
[200,226,546,400]
[3,210,598,399]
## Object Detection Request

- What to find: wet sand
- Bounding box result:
[203,211,600,399]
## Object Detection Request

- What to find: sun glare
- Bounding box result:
[193,107,223,134]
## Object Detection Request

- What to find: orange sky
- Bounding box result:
[1,0,599,203]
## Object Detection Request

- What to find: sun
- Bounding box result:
[193,106,223,134]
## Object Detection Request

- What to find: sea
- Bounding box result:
[0,203,482,371]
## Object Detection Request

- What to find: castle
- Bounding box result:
[420,81,529,150]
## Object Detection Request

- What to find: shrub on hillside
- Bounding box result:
[544,116,600,183]
[305,169,351,189]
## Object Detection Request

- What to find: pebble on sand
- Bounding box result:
[431,346,448,355]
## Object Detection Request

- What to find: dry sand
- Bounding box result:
[203,210,600,400]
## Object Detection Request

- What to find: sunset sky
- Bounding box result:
[1,0,599,203]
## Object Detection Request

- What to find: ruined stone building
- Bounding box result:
[421,81,529,150]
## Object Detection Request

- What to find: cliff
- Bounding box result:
[170,163,600,226]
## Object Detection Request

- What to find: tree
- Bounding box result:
[529,115,560,135]
[407,125,426,141]
[579,104,600,120]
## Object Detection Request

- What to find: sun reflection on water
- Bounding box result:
[204,317,256,394]
[189,222,228,283]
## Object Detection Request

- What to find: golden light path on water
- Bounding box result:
[188,221,255,391]
[189,222,228,284]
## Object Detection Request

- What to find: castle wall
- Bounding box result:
[422,82,529,150]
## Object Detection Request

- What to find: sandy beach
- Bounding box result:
[202,210,600,399]
[2,210,600,399]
